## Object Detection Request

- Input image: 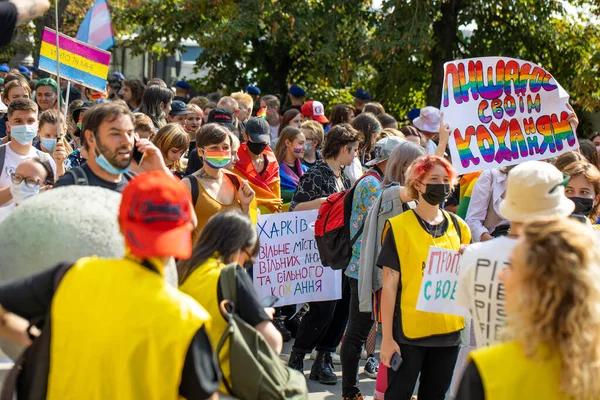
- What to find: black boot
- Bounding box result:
[274,317,292,342]
[288,351,305,372]
[309,351,337,385]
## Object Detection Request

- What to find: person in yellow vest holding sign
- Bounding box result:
[0,171,219,400]
[457,216,600,400]
[378,154,471,400]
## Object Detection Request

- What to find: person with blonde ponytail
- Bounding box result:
[457,216,600,399]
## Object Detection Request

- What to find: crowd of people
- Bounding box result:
[0,66,599,400]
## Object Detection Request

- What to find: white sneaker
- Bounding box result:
[361,348,368,360]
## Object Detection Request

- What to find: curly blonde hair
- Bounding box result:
[513,216,600,398]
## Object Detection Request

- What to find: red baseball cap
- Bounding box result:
[301,100,329,124]
[119,171,194,259]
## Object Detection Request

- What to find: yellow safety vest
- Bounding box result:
[388,210,470,339]
[470,341,567,400]
[179,256,231,394]
[47,256,211,400]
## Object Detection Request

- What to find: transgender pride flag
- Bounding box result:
[76,0,115,51]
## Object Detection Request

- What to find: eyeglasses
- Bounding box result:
[243,248,256,265]
[10,173,42,188]
[548,173,570,194]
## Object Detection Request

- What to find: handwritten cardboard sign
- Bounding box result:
[441,56,578,174]
[252,210,342,306]
[416,247,469,317]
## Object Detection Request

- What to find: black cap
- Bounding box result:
[207,108,235,131]
[245,117,270,144]
[72,101,95,123]
[170,100,190,116]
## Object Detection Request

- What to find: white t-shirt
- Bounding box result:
[456,236,518,348]
[269,125,279,140]
[426,139,438,155]
[0,143,57,208]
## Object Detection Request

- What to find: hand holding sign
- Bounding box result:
[416,247,469,317]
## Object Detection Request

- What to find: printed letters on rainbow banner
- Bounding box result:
[416,247,469,317]
[442,57,578,174]
[38,28,111,93]
[253,210,342,307]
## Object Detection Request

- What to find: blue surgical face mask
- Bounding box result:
[10,124,38,145]
[96,153,130,175]
[10,180,40,204]
[41,137,57,153]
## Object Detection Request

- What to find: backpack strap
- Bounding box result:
[66,166,89,186]
[186,175,199,206]
[215,263,238,396]
[224,171,241,191]
[0,144,6,175]
[447,212,463,244]
[219,263,239,305]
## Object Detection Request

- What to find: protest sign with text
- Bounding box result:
[442,57,577,174]
[253,210,342,307]
[38,28,111,93]
[416,247,469,317]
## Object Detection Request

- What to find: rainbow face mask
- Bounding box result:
[203,149,231,169]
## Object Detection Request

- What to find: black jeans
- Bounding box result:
[385,343,459,400]
[340,277,375,397]
[292,273,351,354]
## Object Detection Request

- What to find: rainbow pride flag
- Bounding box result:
[256,107,267,119]
[38,28,111,93]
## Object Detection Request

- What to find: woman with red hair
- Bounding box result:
[377,154,471,400]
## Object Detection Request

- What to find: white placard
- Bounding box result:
[252,210,342,306]
[416,246,469,317]
[441,56,578,174]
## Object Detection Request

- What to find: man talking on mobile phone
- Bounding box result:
[54,102,171,192]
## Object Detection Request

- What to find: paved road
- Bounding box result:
[280,342,377,400]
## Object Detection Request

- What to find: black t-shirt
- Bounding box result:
[185,149,204,176]
[54,163,131,192]
[455,362,484,400]
[0,2,18,48]
[217,267,270,327]
[0,263,220,399]
[376,211,460,347]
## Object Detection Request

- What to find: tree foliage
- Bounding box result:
[22,0,600,120]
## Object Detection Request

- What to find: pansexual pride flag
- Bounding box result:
[76,0,115,51]
[38,28,111,93]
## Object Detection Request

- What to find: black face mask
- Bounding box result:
[571,196,594,216]
[247,141,268,155]
[422,183,451,206]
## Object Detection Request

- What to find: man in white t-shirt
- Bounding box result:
[0,98,56,208]
[456,161,575,347]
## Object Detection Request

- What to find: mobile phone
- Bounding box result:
[260,295,279,308]
[132,139,144,164]
[391,352,403,371]
[570,214,588,224]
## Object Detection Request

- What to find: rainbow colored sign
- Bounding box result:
[38,28,111,93]
[441,57,578,174]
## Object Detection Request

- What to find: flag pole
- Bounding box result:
[54,0,61,139]
[64,81,71,116]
